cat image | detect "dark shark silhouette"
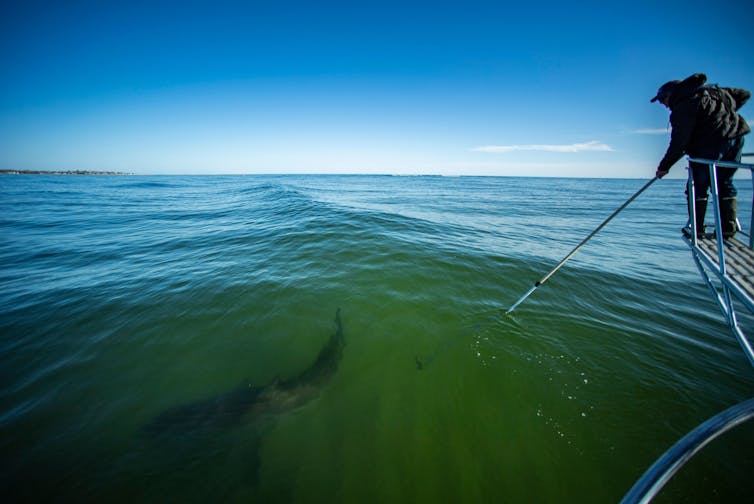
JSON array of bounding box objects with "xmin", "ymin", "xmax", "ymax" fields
[{"xmin": 143, "ymin": 309, "xmax": 344, "ymax": 438}]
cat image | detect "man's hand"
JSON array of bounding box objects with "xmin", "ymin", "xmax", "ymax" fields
[{"xmin": 656, "ymin": 169, "xmax": 669, "ymax": 179}]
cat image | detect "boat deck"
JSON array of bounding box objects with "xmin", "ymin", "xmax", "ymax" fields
[{"xmin": 696, "ymin": 235, "xmax": 754, "ymax": 303}]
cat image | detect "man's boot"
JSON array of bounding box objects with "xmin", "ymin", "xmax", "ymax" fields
[
  {"xmin": 720, "ymin": 196, "xmax": 738, "ymax": 239},
  {"xmin": 685, "ymin": 197, "xmax": 708, "ymax": 238},
  {"xmin": 694, "ymin": 198, "xmax": 708, "ymax": 237}
]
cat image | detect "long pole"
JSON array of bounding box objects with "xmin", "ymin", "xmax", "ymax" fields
[{"xmin": 505, "ymin": 177, "xmax": 658, "ymax": 315}]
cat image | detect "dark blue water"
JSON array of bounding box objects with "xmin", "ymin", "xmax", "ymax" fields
[{"xmin": 1, "ymin": 174, "xmax": 752, "ymax": 502}]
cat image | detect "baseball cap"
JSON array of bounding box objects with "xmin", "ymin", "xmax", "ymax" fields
[{"xmin": 650, "ymin": 80, "xmax": 681, "ymax": 103}]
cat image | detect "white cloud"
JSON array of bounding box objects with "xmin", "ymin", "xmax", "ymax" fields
[
  {"xmin": 472, "ymin": 140, "xmax": 614, "ymax": 153},
  {"xmin": 632, "ymin": 128, "xmax": 670, "ymax": 135},
  {"xmin": 412, "ymin": 160, "xmax": 648, "ymax": 178}
]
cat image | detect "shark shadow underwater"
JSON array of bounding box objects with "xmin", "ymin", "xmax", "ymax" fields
[{"xmin": 143, "ymin": 308, "xmax": 345, "ymax": 439}]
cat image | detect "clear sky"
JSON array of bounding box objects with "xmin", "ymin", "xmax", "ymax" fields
[{"xmin": 1, "ymin": 0, "xmax": 752, "ymax": 177}]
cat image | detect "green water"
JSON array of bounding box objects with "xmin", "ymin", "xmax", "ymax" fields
[{"xmin": 1, "ymin": 175, "xmax": 752, "ymax": 502}]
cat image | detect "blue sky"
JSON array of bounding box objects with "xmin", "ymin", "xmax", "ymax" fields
[{"xmin": 1, "ymin": 0, "xmax": 752, "ymax": 177}]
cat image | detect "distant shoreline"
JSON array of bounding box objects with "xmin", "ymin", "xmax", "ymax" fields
[{"xmin": 0, "ymin": 170, "xmax": 131, "ymax": 176}]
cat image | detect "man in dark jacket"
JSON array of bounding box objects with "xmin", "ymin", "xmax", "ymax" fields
[{"xmin": 652, "ymin": 73, "xmax": 750, "ymax": 238}]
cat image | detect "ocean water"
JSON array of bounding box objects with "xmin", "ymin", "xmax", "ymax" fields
[{"xmin": 1, "ymin": 174, "xmax": 752, "ymax": 502}]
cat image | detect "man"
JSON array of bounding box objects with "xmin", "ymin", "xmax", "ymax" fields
[{"xmin": 651, "ymin": 73, "xmax": 750, "ymax": 238}]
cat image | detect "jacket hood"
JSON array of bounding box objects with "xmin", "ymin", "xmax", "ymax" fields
[{"xmin": 669, "ymin": 73, "xmax": 708, "ymax": 106}]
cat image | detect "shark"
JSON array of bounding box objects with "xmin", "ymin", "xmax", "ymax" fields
[{"xmin": 143, "ymin": 308, "xmax": 345, "ymax": 438}]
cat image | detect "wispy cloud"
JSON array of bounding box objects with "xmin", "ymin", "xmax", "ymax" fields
[
  {"xmin": 472, "ymin": 140, "xmax": 614, "ymax": 153},
  {"xmin": 632, "ymin": 128, "xmax": 670, "ymax": 135}
]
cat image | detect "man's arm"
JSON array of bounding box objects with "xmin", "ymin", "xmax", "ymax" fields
[{"xmin": 657, "ymin": 106, "xmax": 696, "ymax": 176}]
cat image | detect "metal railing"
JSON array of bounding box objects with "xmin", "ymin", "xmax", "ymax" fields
[
  {"xmin": 684, "ymin": 152, "xmax": 754, "ymax": 366},
  {"xmin": 621, "ymin": 398, "xmax": 754, "ymax": 504},
  {"xmin": 686, "ymin": 154, "xmax": 754, "ymax": 248},
  {"xmin": 621, "ymin": 153, "xmax": 754, "ymax": 503}
]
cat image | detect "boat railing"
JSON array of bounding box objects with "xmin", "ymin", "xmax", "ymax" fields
[
  {"xmin": 683, "ymin": 152, "xmax": 754, "ymax": 367},
  {"xmin": 621, "ymin": 398, "xmax": 754, "ymax": 504},
  {"xmin": 686, "ymin": 153, "xmax": 754, "ymax": 249},
  {"xmin": 621, "ymin": 153, "xmax": 754, "ymax": 503}
]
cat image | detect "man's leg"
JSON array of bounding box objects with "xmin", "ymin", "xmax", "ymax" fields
[
  {"xmin": 718, "ymin": 137, "xmax": 744, "ymax": 238},
  {"xmin": 688, "ymin": 162, "xmax": 711, "ymax": 236}
]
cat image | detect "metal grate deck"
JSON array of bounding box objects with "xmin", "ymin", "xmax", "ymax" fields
[{"xmin": 696, "ymin": 235, "xmax": 754, "ymax": 303}]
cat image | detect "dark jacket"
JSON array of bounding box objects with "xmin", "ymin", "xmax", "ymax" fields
[{"xmin": 658, "ymin": 73, "xmax": 751, "ymax": 173}]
